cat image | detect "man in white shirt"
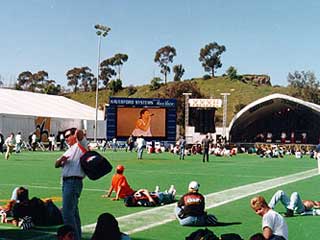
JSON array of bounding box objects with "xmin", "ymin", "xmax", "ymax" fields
[
  {"xmin": 55, "ymin": 128, "xmax": 87, "ymax": 240},
  {"xmin": 15, "ymin": 132, "xmax": 22, "ymax": 153},
  {"xmin": 136, "ymin": 135, "xmax": 146, "ymax": 159}
]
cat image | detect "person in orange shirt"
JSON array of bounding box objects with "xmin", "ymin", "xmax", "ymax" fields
[{"xmin": 102, "ymin": 165, "xmax": 135, "ymax": 201}]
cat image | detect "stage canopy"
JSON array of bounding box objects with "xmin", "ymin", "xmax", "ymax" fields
[{"xmin": 229, "ymin": 93, "xmax": 320, "ymax": 144}]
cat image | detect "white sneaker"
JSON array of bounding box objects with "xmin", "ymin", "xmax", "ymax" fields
[
  {"xmin": 154, "ymin": 185, "xmax": 160, "ymax": 193},
  {"xmin": 313, "ymin": 209, "xmax": 320, "ymax": 216},
  {"xmin": 168, "ymin": 185, "xmax": 175, "ymax": 194}
]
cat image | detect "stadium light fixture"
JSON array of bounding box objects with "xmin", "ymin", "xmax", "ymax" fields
[{"xmin": 94, "ymin": 24, "xmax": 111, "ymax": 143}]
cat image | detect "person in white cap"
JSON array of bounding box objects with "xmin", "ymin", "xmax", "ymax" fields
[{"xmin": 175, "ymin": 181, "xmax": 217, "ymax": 226}]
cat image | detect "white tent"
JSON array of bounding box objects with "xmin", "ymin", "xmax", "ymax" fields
[{"xmin": 0, "ymin": 88, "xmax": 105, "ymax": 139}]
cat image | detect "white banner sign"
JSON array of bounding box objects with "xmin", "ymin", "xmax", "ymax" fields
[{"xmin": 189, "ymin": 98, "xmax": 222, "ymax": 108}]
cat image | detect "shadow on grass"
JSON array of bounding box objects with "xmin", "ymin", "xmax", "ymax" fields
[
  {"xmin": 0, "ymin": 229, "xmax": 56, "ymax": 240},
  {"xmin": 185, "ymin": 221, "xmax": 242, "ymax": 227},
  {"xmin": 214, "ymin": 221, "xmax": 242, "ymax": 227}
]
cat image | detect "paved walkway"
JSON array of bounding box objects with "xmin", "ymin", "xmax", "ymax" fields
[{"xmin": 82, "ymin": 168, "xmax": 319, "ymax": 234}]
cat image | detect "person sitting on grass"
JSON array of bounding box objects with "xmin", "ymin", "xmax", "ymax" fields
[
  {"xmin": 250, "ymin": 195, "xmax": 288, "ymax": 240},
  {"xmin": 102, "ymin": 164, "xmax": 176, "ymax": 206},
  {"xmin": 268, "ymin": 190, "xmax": 320, "ymax": 217},
  {"xmin": 91, "ymin": 212, "xmax": 131, "ymax": 240},
  {"xmin": 175, "ymin": 181, "xmax": 218, "ymax": 226},
  {"xmin": 102, "ymin": 165, "xmax": 135, "ymax": 201}
]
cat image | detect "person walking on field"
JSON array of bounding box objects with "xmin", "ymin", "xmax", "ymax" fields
[
  {"xmin": 0, "ymin": 131, "xmax": 4, "ymax": 154},
  {"xmin": 55, "ymin": 128, "xmax": 87, "ymax": 240},
  {"xmin": 202, "ymin": 134, "xmax": 211, "ymax": 162},
  {"xmin": 15, "ymin": 132, "xmax": 22, "ymax": 153},
  {"xmin": 4, "ymin": 133, "xmax": 15, "ymax": 160},
  {"xmin": 136, "ymin": 135, "xmax": 146, "ymax": 160},
  {"xmin": 178, "ymin": 136, "xmax": 186, "ymax": 160}
]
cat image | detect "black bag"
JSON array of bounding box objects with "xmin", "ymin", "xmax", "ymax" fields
[
  {"xmin": 186, "ymin": 228, "xmax": 219, "ymax": 240},
  {"xmin": 80, "ymin": 151, "xmax": 113, "ymax": 180},
  {"xmin": 220, "ymin": 233, "xmax": 243, "ymax": 240},
  {"xmin": 43, "ymin": 200, "xmax": 63, "ymax": 226}
]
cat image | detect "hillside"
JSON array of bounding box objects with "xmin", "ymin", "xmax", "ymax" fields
[{"xmin": 66, "ymin": 76, "xmax": 293, "ymax": 126}]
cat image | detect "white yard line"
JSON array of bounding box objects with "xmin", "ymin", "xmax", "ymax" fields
[{"xmin": 82, "ymin": 168, "xmax": 318, "ymax": 235}]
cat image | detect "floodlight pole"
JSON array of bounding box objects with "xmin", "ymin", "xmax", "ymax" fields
[
  {"xmin": 183, "ymin": 93, "xmax": 192, "ymax": 139},
  {"xmin": 94, "ymin": 24, "xmax": 110, "ymax": 143},
  {"xmin": 220, "ymin": 93, "xmax": 230, "ymax": 140}
]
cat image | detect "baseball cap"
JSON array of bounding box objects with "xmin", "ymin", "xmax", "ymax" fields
[
  {"xmin": 116, "ymin": 165, "xmax": 125, "ymax": 172},
  {"xmin": 188, "ymin": 181, "xmax": 200, "ymax": 191},
  {"xmin": 64, "ymin": 128, "xmax": 76, "ymax": 138}
]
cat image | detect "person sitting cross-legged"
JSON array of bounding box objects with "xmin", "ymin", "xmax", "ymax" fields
[{"xmin": 175, "ymin": 181, "xmax": 218, "ymax": 226}]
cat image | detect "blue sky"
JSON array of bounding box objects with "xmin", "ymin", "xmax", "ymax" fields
[{"xmin": 1, "ymin": 0, "xmax": 320, "ymax": 89}]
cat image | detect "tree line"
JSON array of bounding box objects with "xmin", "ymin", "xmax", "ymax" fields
[{"xmin": 14, "ymin": 41, "xmax": 227, "ymax": 94}]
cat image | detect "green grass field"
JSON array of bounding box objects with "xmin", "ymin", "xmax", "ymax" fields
[{"xmin": 0, "ymin": 150, "xmax": 319, "ymax": 240}]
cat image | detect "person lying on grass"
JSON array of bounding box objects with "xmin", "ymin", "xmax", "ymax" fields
[
  {"xmin": 102, "ymin": 165, "xmax": 175, "ymax": 206},
  {"xmin": 268, "ymin": 190, "xmax": 320, "ymax": 217},
  {"xmin": 0, "ymin": 186, "xmax": 63, "ymax": 229},
  {"xmin": 124, "ymin": 185, "xmax": 176, "ymax": 207}
]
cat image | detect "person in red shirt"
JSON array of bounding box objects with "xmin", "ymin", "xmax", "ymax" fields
[{"xmin": 102, "ymin": 165, "xmax": 135, "ymax": 201}]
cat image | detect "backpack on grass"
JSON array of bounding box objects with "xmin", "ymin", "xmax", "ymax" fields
[{"xmin": 185, "ymin": 228, "xmax": 219, "ymax": 240}]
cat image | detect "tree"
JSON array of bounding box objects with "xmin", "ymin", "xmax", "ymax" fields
[
  {"xmin": 173, "ymin": 64, "xmax": 185, "ymax": 82},
  {"xmin": 149, "ymin": 77, "xmax": 162, "ymax": 90},
  {"xmin": 79, "ymin": 67, "xmax": 94, "ymax": 92},
  {"xmin": 66, "ymin": 67, "xmax": 82, "ymax": 93},
  {"xmin": 127, "ymin": 85, "xmax": 137, "ymax": 96},
  {"xmin": 199, "ymin": 42, "xmax": 226, "ymax": 77},
  {"xmin": 44, "ymin": 81, "xmax": 62, "ymax": 95},
  {"xmin": 226, "ymin": 66, "xmax": 239, "ymax": 80},
  {"xmin": 157, "ymin": 81, "xmax": 204, "ymax": 128},
  {"xmin": 16, "ymin": 70, "xmax": 50, "ymax": 92},
  {"xmin": 112, "ymin": 53, "xmax": 128, "ymax": 81},
  {"xmin": 287, "ymin": 70, "xmax": 320, "ymax": 104},
  {"xmin": 108, "ymin": 79, "xmax": 122, "ymax": 95},
  {"xmin": 154, "ymin": 45, "xmax": 176, "ymax": 84},
  {"xmin": 66, "ymin": 67, "xmax": 94, "ymax": 93},
  {"xmin": 0, "ymin": 74, "xmax": 3, "ymax": 87},
  {"xmin": 100, "ymin": 58, "xmax": 116, "ymax": 88}
]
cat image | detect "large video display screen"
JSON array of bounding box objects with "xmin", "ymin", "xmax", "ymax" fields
[
  {"xmin": 106, "ymin": 97, "xmax": 176, "ymax": 141},
  {"xmin": 117, "ymin": 107, "xmax": 166, "ymax": 137}
]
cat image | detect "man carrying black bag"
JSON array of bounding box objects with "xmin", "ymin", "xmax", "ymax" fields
[{"xmin": 55, "ymin": 128, "xmax": 87, "ymax": 240}]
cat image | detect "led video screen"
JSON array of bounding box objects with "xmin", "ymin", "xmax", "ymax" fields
[{"xmin": 116, "ymin": 107, "xmax": 166, "ymax": 137}]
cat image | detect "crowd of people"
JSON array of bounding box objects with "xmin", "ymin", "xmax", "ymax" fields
[
  {"xmin": 1, "ymin": 128, "xmax": 320, "ymax": 240},
  {"xmin": 0, "ymin": 130, "xmax": 69, "ymax": 158}
]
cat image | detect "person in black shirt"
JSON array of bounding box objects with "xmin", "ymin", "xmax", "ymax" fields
[
  {"xmin": 202, "ymin": 135, "xmax": 211, "ymax": 162},
  {"xmin": 175, "ymin": 181, "xmax": 217, "ymax": 226}
]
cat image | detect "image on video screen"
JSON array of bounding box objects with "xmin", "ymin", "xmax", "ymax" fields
[{"xmin": 116, "ymin": 107, "xmax": 166, "ymax": 137}]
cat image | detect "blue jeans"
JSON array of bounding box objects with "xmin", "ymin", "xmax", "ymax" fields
[
  {"xmin": 62, "ymin": 178, "xmax": 83, "ymax": 240},
  {"xmin": 137, "ymin": 147, "xmax": 144, "ymax": 159},
  {"xmin": 268, "ymin": 190, "xmax": 305, "ymax": 213},
  {"xmin": 179, "ymin": 147, "xmax": 185, "ymax": 160},
  {"xmin": 175, "ymin": 206, "xmax": 206, "ymax": 226}
]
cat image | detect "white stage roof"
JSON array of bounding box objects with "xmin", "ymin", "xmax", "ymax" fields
[{"xmin": 0, "ymin": 88, "xmax": 104, "ymax": 120}]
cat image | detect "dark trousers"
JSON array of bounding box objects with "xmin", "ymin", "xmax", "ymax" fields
[{"xmin": 203, "ymin": 148, "xmax": 209, "ymax": 162}]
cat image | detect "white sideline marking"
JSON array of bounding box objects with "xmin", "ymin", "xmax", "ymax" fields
[{"xmin": 82, "ymin": 168, "xmax": 318, "ymax": 235}]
